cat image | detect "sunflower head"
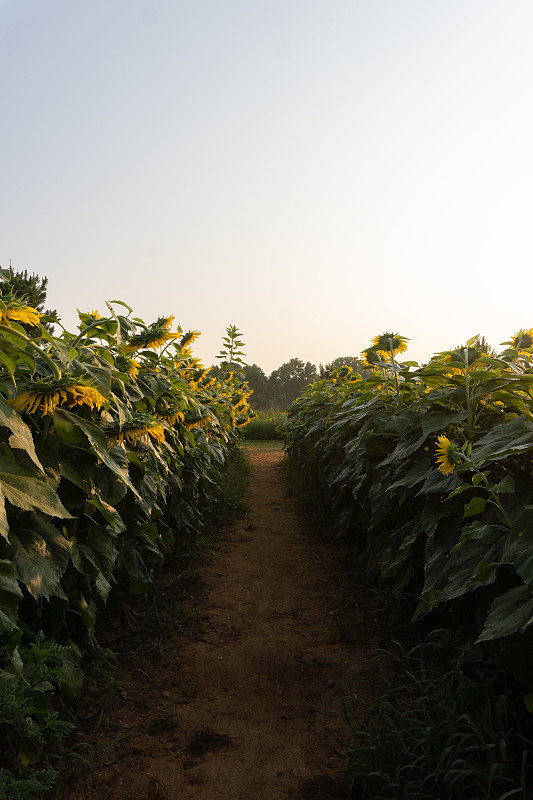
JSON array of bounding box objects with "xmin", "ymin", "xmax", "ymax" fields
[
  {"xmin": 105, "ymin": 412, "xmax": 165, "ymax": 447},
  {"xmin": 10, "ymin": 375, "xmax": 106, "ymax": 416},
  {"xmin": 0, "ymin": 293, "xmax": 42, "ymax": 327},
  {"xmin": 122, "ymin": 315, "xmax": 178, "ymax": 353},
  {"xmin": 114, "ymin": 354, "xmax": 140, "ymax": 378},
  {"xmin": 156, "ymin": 404, "xmax": 184, "ymax": 425},
  {"xmin": 370, "ymin": 332, "xmax": 409, "ymax": 360},
  {"xmin": 361, "ymin": 346, "xmax": 383, "ymax": 367},
  {"xmin": 435, "ymin": 435, "xmax": 463, "ymax": 475},
  {"xmin": 509, "ymin": 328, "xmax": 533, "ymax": 354}
]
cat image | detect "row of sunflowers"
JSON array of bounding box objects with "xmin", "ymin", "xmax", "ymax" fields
[
  {"xmin": 0, "ymin": 272, "xmax": 252, "ymax": 661},
  {"xmin": 284, "ymin": 330, "xmax": 533, "ymax": 689}
]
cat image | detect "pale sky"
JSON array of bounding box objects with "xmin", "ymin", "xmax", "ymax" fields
[{"xmin": 2, "ymin": 1, "xmax": 532, "ymax": 373}]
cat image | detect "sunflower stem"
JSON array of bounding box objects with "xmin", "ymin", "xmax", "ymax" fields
[
  {"xmin": 389, "ymin": 338, "xmax": 402, "ymax": 411},
  {"xmin": 0, "ymin": 324, "xmax": 61, "ymax": 379},
  {"xmin": 71, "ymin": 317, "xmax": 115, "ymax": 347}
]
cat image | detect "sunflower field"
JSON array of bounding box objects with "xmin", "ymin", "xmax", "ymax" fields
[
  {"xmin": 0, "ymin": 271, "xmax": 252, "ymax": 746},
  {"xmin": 284, "ymin": 330, "xmax": 533, "ymax": 689}
]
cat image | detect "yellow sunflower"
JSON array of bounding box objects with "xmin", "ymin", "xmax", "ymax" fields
[
  {"xmin": 105, "ymin": 413, "xmax": 165, "ymax": 446},
  {"xmin": 435, "ymin": 435, "xmax": 463, "ymax": 475},
  {"xmin": 180, "ymin": 330, "xmax": 201, "ymax": 349},
  {"xmin": 0, "ymin": 295, "xmax": 42, "ymax": 327},
  {"xmin": 371, "ymin": 332, "xmax": 409, "ymax": 360},
  {"xmin": 114, "ymin": 354, "xmax": 140, "ymax": 378},
  {"xmin": 156, "ymin": 405, "xmax": 184, "ymax": 425},
  {"xmin": 122, "ymin": 315, "xmax": 178, "ymax": 352},
  {"xmin": 509, "ymin": 328, "xmax": 533, "ymax": 353},
  {"xmin": 10, "ymin": 377, "xmax": 106, "ymax": 416}
]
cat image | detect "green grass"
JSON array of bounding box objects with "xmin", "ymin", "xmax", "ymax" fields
[
  {"xmin": 336, "ymin": 634, "xmax": 533, "ymax": 800},
  {"xmin": 243, "ymin": 410, "xmax": 286, "ymax": 440}
]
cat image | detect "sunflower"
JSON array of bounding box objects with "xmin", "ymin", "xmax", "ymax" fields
[
  {"xmin": 122, "ymin": 315, "xmax": 178, "ymax": 352},
  {"xmin": 371, "ymin": 332, "xmax": 409, "ymax": 360},
  {"xmin": 435, "ymin": 435, "xmax": 463, "ymax": 475},
  {"xmin": 361, "ymin": 346, "xmax": 383, "ymax": 367},
  {"xmin": 114, "ymin": 354, "xmax": 140, "ymax": 378},
  {"xmin": 509, "ymin": 328, "xmax": 533, "ymax": 353},
  {"xmin": 0, "ymin": 294, "xmax": 41, "ymax": 327},
  {"xmin": 10, "ymin": 376, "xmax": 106, "ymax": 416},
  {"xmin": 156, "ymin": 405, "xmax": 184, "ymax": 425},
  {"xmin": 105, "ymin": 413, "xmax": 165, "ymax": 446},
  {"xmin": 179, "ymin": 330, "xmax": 201, "ymax": 349}
]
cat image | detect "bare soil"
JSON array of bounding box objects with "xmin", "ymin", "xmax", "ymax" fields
[{"xmin": 65, "ymin": 447, "xmax": 381, "ymax": 800}]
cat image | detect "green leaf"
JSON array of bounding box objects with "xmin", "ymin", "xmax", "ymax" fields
[
  {"xmin": 464, "ymin": 496, "xmax": 487, "ymax": 518},
  {"xmin": 477, "ymin": 585, "xmax": 533, "ymax": 642},
  {"xmin": 0, "ymin": 559, "xmax": 22, "ymax": 631},
  {"xmin": 8, "ymin": 514, "xmax": 73, "ymax": 600},
  {"xmin": 471, "ymin": 416, "xmax": 533, "ymax": 464},
  {"xmin": 421, "ymin": 410, "xmax": 468, "ymax": 436},
  {"xmin": 0, "ymin": 447, "xmax": 73, "ymax": 520},
  {"xmin": 53, "ymin": 408, "xmax": 139, "ymax": 498},
  {"xmin": 387, "ymin": 458, "xmax": 432, "ymax": 491},
  {"xmin": 467, "ymin": 560, "xmax": 495, "ymax": 586},
  {"xmin": 71, "ymin": 525, "xmax": 118, "ymax": 601},
  {"xmin": 489, "ymin": 475, "xmax": 515, "ymax": 495},
  {"xmin": 509, "ymin": 523, "xmax": 533, "ymax": 589},
  {"xmin": 0, "ymin": 394, "xmax": 44, "ymax": 472}
]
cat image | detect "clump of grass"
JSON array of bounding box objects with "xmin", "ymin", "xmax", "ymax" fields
[
  {"xmin": 244, "ymin": 410, "xmax": 286, "ymax": 440},
  {"xmin": 336, "ymin": 632, "xmax": 533, "ymax": 800}
]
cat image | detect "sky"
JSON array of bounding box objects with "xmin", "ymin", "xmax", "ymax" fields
[{"xmin": 2, "ymin": 0, "xmax": 533, "ymax": 374}]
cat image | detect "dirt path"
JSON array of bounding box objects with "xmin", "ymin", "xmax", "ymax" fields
[{"xmin": 66, "ymin": 447, "xmax": 377, "ymax": 800}]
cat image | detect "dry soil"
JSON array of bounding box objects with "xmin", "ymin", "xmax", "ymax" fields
[{"xmin": 65, "ymin": 447, "xmax": 380, "ymax": 800}]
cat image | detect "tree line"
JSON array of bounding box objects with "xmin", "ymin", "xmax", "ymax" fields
[{"xmin": 212, "ymin": 356, "xmax": 365, "ymax": 411}]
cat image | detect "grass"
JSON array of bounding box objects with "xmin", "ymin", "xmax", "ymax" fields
[
  {"xmin": 243, "ymin": 409, "xmax": 286, "ymax": 440},
  {"xmin": 335, "ymin": 634, "xmax": 533, "ymax": 800}
]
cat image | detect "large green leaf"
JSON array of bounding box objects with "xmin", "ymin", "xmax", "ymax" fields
[
  {"xmin": 53, "ymin": 408, "xmax": 139, "ymax": 498},
  {"xmin": 0, "ymin": 446, "xmax": 72, "ymax": 525},
  {"xmin": 119, "ymin": 533, "xmax": 162, "ymax": 589},
  {"xmin": 8, "ymin": 514, "xmax": 73, "ymax": 600},
  {"xmin": 0, "ymin": 394, "xmax": 43, "ymax": 472},
  {"xmin": 0, "ymin": 559, "xmax": 22, "ymax": 632},
  {"xmin": 71, "ymin": 525, "xmax": 118, "ymax": 601},
  {"xmin": 477, "ymin": 585, "xmax": 533, "ymax": 642},
  {"xmin": 471, "ymin": 415, "xmax": 533, "ymax": 464}
]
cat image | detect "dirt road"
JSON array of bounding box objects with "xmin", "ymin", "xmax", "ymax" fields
[{"xmin": 66, "ymin": 447, "xmax": 376, "ymax": 800}]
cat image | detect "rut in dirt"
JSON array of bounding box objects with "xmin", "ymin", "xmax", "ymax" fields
[{"xmin": 66, "ymin": 447, "xmax": 378, "ymax": 800}]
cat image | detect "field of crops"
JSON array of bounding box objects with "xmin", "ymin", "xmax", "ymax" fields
[
  {"xmin": 0, "ymin": 273, "xmax": 252, "ymax": 790},
  {"xmin": 285, "ymin": 331, "xmax": 533, "ymax": 690}
]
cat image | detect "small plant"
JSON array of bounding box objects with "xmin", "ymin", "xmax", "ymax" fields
[{"xmin": 0, "ymin": 633, "xmax": 80, "ymax": 798}]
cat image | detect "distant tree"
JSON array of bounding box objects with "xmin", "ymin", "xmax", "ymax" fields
[
  {"xmin": 242, "ymin": 364, "xmax": 271, "ymax": 410},
  {"xmin": 268, "ymin": 358, "xmax": 318, "ymax": 408},
  {"xmin": 319, "ymin": 355, "xmax": 365, "ymax": 378},
  {"xmin": 1, "ymin": 266, "xmax": 58, "ymax": 335}
]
